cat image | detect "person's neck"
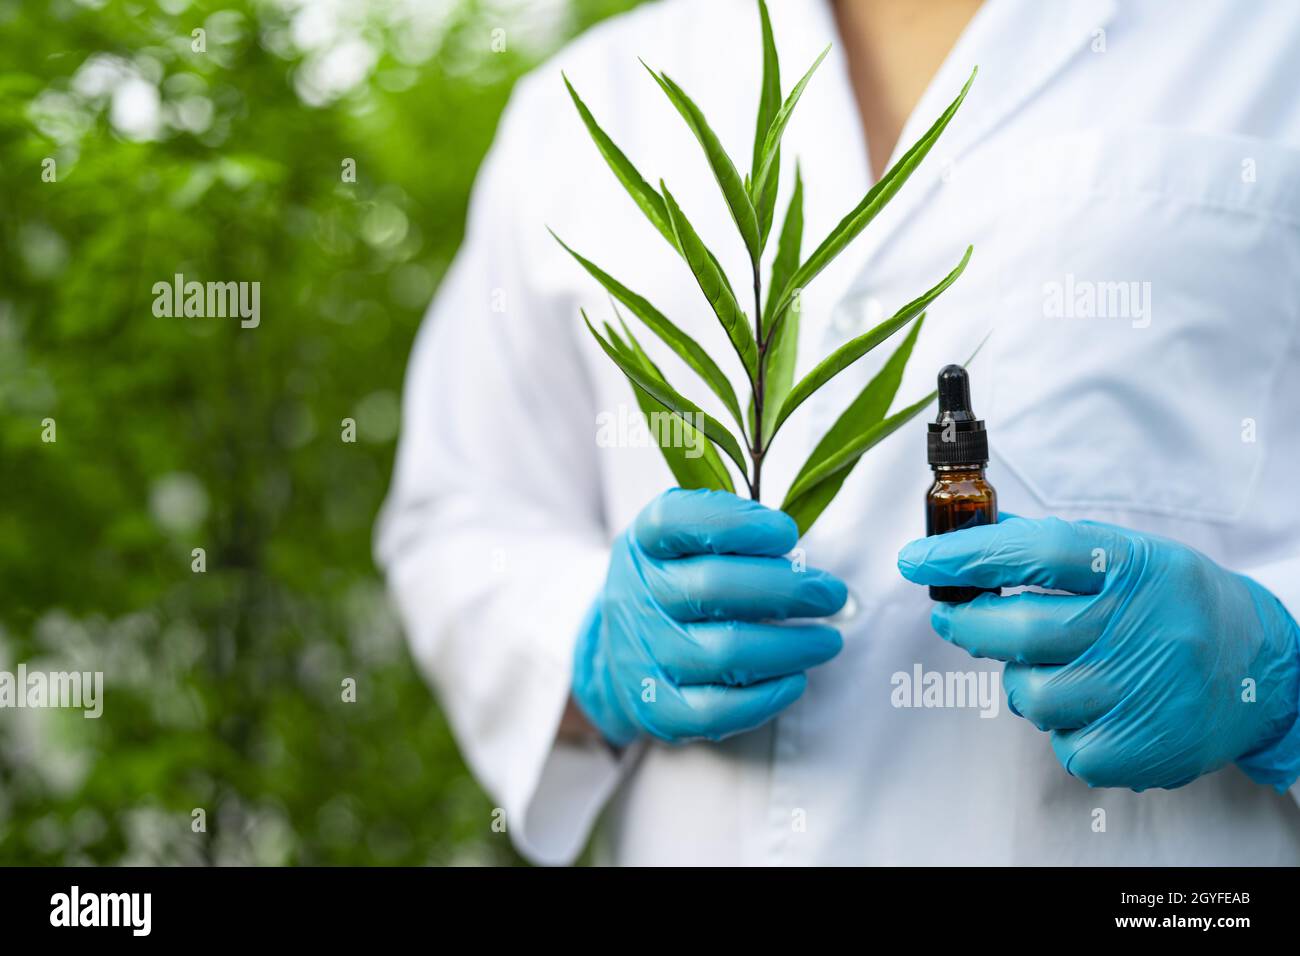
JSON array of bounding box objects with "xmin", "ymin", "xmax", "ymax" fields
[{"xmin": 831, "ymin": 0, "xmax": 983, "ymax": 181}]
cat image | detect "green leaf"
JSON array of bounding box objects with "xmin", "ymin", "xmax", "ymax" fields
[
  {"xmin": 760, "ymin": 164, "xmax": 804, "ymax": 439},
  {"xmin": 781, "ymin": 315, "xmax": 925, "ymax": 534},
  {"xmin": 582, "ymin": 311, "xmax": 750, "ymax": 478},
  {"xmin": 561, "ymin": 72, "xmax": 677, "ymax": 251},
  {"xmin": 751, "ymin": 0, "xmax": 782, "ymax": 243},
  {"xmin": 750, "ymin": 0, "xmax": 781, "ymax": 179},
  {"xmin": 563, "ymin": 72, "xmax": 740, "ymax": 299},
  {"xmin": 659, "ymin": 183, "xmax": 760, "ymax": 382},
  {"xmin": 750, "ymin": 45, "xmax": 829, "ymax": 217},
  {"xmin": 783, "ymin": 391, "xmax": 936, "ymax": 518},
  {"xmin": 769, "ymin": 66, "xmax": 977, "ymax": 337},
  {"xmin": 642, "ymin": 60, "xmax": 762, "ymax": 264},
  {"xmin": 782, "ymin": 329, "xmax": 992, "ymax": 535},
  {"xmin": 560, "ymin": 76, "xmax": 740, "ymax": 298},
  {"xmin": 755, "ymin": 152, "xmax": 781, "ymax": 247},
  {"xmin": 549, "ymin": 229, "xmax": 746, "ymax": 430},
  {"xmin": 608, "ymin": 315, "xmax": 736, "ymax": 493},
  {"xmin": 770, "ymin": 245, "xmax": 971, "ymax": 439}
]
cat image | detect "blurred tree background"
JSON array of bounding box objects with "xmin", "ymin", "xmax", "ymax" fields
[{"xmin": 0, "ymin": 0, "xmax": 640, "ymax": 865}]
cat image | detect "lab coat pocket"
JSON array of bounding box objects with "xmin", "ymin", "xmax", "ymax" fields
[{"xmin": 985, "ymin": 127, "xmax": 1300, "ymax": 522}]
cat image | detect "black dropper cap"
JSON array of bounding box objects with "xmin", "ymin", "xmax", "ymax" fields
[{"xmin": 927, "ymin": 364, "xmax": 988, "ymax": 466}]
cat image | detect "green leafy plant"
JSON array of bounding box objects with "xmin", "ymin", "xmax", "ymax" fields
[{"xmin": 553, "ymin": 0, "xmax": 975, "ymax": 534}]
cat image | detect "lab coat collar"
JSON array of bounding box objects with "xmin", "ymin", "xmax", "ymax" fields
[
  {"xmin": 898, "ymin": 0, "xmax": 1118, "ymax": 168},
  {"xmin": 773, "ymin": 0, "xmax": 1117, "ymax": 298}
]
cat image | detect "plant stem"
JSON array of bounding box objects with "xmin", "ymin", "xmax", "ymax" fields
[{"xmin": 751, "ymin": 260, "xmax": 765, "ymax": 502}]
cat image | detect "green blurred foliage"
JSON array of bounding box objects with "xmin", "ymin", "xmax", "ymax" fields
[{"xmin": 0, "ymin": 0, "xmax": 640, "ymax": 864}]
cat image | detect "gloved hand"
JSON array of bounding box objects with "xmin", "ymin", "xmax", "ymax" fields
[
  {"xmin": 573, "ymin": 488, "xmax": 847, "ymax": 747},
  {"xmin": 898, "ymin": 516, "xmax": 1300, "ymax": 791}
]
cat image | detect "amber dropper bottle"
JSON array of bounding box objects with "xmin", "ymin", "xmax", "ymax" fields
[{"xmin": 925, "ymin": 364, "xmax": 999, "ymax": 604}]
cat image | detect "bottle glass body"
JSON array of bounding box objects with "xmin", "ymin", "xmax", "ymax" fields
[{"xmin": 925, "ymin": 465, "xmax": 998, "ymax": 603}]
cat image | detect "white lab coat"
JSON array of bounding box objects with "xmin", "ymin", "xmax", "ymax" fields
[{"xmin": 376, "ymin": 0, "xmax": 1300, "ymax": 864}]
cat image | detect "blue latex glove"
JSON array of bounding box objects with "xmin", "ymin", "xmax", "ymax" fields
[
  {"xmin": 898, "ymin": 516, "xmax": 1300, "ymax": 792},
  {"xmin": 573, "ymin": 489, "xmax": 847, "ymax": 747}
]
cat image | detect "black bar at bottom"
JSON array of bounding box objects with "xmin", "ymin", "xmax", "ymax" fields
[{"xmin": 0, "ymin": 866, "xmax": 1285, "ymax": 941}]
